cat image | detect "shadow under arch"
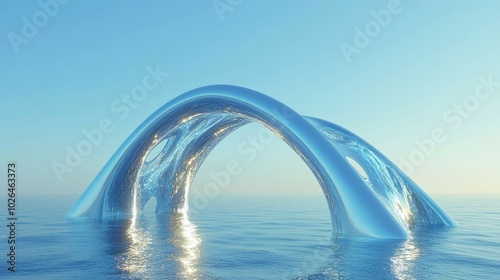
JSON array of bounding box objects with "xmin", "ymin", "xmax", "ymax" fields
[{"xmin": 67, "ymin": 85, "xmax": 455, "ymax": 238}]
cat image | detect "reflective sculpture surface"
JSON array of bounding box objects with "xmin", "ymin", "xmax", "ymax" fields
[{"xmin": 68, "ymin": 85, "xmax": 455, "ymax": 238}]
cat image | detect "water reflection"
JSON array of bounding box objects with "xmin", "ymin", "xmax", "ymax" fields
[
  {"xmin": 304, "ymin": 235, "xmax": 423, "ymax": 279},
  {"xmin": 117, "ymin": 220, "xmax": 153, "ymax": 276},
  {"xmin": 171, "ymin": 210, "xmax": 202, "ymax": 279},
  {"xmin": 100, "ymin": 211, "xmax": 202, "ymax": 279},
  {"xmin": 390, "ymin": 237, "xmax": 420, "ymax": 280},
  {"xmin": 98, "ymin": 209, "xmax": 429, "ymax": 279}
]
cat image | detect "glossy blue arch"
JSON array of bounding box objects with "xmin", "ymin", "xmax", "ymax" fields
[{"xmin": 67, "ymin": 85, "xmax": 455, "ymax": 238}]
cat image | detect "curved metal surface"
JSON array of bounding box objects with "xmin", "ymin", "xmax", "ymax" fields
[{"xmin": 67, "ymin": 85, "xmax": 455, "ymax": 238}]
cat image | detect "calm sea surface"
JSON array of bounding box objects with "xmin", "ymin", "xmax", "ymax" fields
[{"xmin": 1, "ymin": 194, "xmax": 499, "ymax": 279}]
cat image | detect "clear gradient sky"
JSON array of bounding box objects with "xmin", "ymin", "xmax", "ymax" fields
[{"xmin": 1, "ymin": 1, "xmax": 499, "ymax": 196}]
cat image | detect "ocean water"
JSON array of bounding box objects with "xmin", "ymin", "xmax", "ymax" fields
[{"xmin": 1, "ymin": 194, "xmax": 499, "ymax": 279}]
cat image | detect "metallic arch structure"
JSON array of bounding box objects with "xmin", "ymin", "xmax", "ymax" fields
[{"xmin": 67, "ymin": 85, "xmax": 455, "ymax": 238}]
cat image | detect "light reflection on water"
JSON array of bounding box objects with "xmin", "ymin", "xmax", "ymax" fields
[
  {"xmin": 114, "ymin": 211, "xmax": 202, "ymax": 279},
  {"xmin": 118, "ymin": 220, "xmax": 152, "ymax": 276},
  {"xmin": 43, "ymin": 195, "xmax": 495, "ymax": 280},
  {"xmin": 173, "ymin": 211, "xmax": 202, "ymax": 279},
  {"xmin": 390, "ymin": 237, "xmax": 420, "ymax": 280},
  {"xmin": 114, "ymin": 197, "xmax": 425, "ymax": 280},
  {"xmin": 313, "ymin": 235, "xmax": 422, "ymax": 280}
]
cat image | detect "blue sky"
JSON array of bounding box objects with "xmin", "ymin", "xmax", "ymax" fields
[{"xmin": 1, "ymin": 0, "xmax": 499, "ymax": 195}]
